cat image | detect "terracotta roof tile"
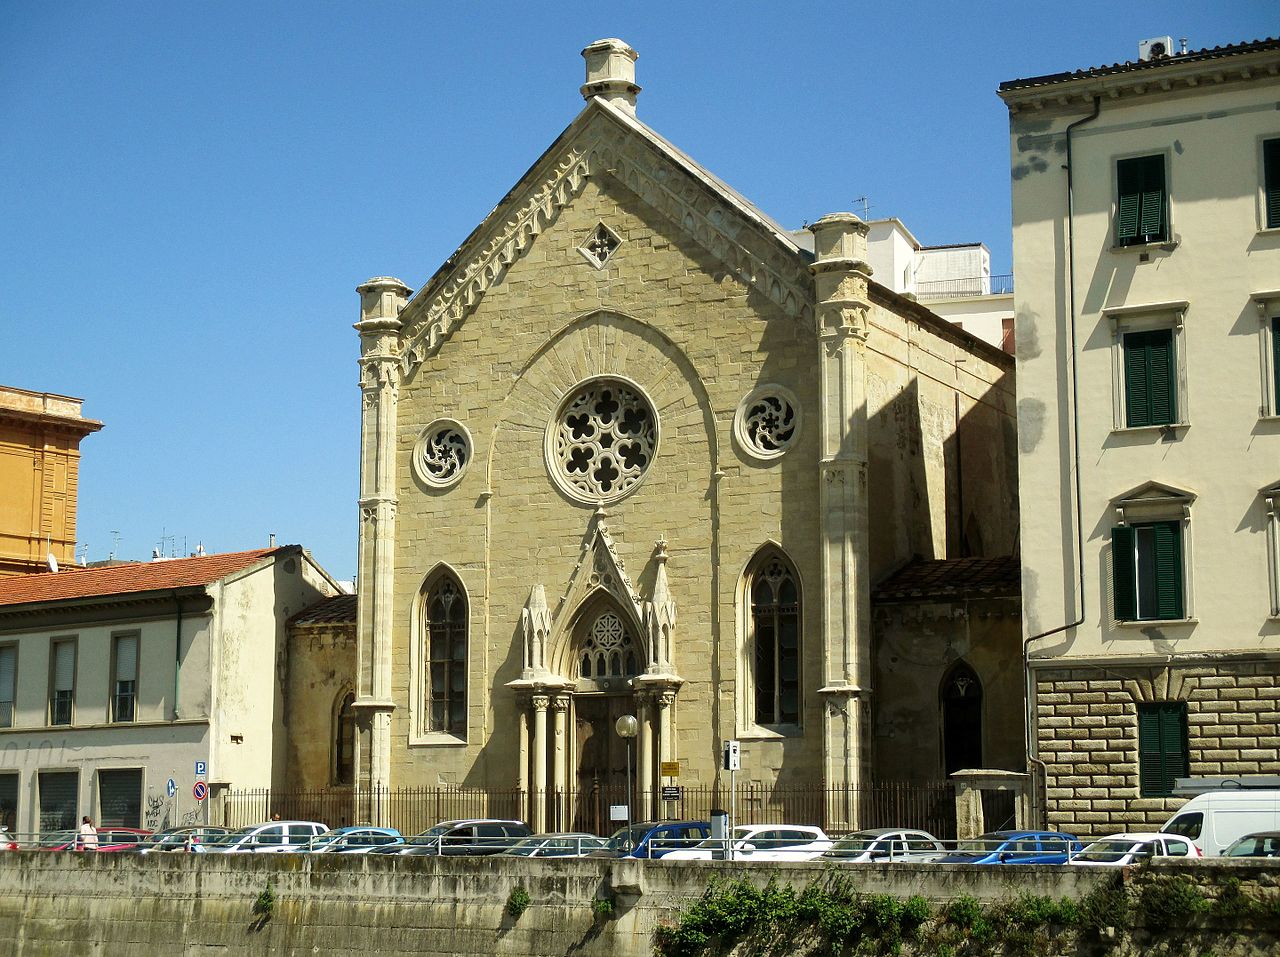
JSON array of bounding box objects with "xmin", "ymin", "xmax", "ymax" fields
[
  {"xmin": 0, "ymin": 548, "xmax": 284, "ymax": 607},
  {"xmin": 290, "ymin": 594, "xmax": 357, "ymax": 626},
  {"xmin": 873, "ymin": 556, "xmax": 1020, "ymax": 602}
]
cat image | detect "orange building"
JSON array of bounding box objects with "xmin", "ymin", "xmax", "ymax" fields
[{"xmin": 0, "ymin": 385, "xmax": 102, "ymax": 577}]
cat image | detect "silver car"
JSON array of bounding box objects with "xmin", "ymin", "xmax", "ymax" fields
[
  {"xmin": 194, "ymin": 820, "xmax": 327, "ymax": 853},
  {"xmin": 821, "ymin": 828, "xmax": 946, "ymax": 863}
]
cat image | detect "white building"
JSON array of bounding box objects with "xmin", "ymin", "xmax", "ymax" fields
[
  {"xmin": 0, "ymin": 546, "xmax": 339, "ymax": 833},
  {"xmin": 1002, "ymin": 36, "xmax": 1280, "ymax": 835},
  {"xmin": 794, "ymin": 219, "xmax": 1014, "ymax": 352}
]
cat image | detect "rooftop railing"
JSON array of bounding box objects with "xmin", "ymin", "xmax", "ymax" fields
[{"xmin": 914, "ymin": 274, "xmax": 1013, "ymax": 301}]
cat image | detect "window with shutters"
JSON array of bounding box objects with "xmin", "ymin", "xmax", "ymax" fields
[
  {"xmin": 0, "ymin": 645, "xmax": 15, "ymax": 728},
  {"xmin": 1123, "ymin": 329, "xmax": 1177, "ymax": 427},
  {"xmin": 1110, "ymin": 482, "xmax": 1195, "ymax": 625},
  {"xmin": 49, "ymin": 638, "xmax": 76, "ymax": 726},
  {"xmin": 1115, "ymin": 154, "xmax": 1169, "ymax": 246},
  {"xmin": 111, "ymin": 634, "xmax": 137, "ymax": 723},
  {"xmin": 746, "ymin": 549, "xmax": 802, "ymax": 729},
  {"xmin": 416, "ymin": 570, "xmax": 468, "ymax": 739},
  {"xmin": 1105, "ymin": 301, "xmax": 1188, "ymax": 432},
  {"xmin": 1255, "ymin": 293, "xmax": 1280, "ymax": 418},
  {"xmin": 1137, "ymin": 702, "xmax": 1188, "ymax": 797},
  {"xmin": 1263, "ymin": 138, "xmax": 1280, "ymax": 231},
  {"xmin": 1264, "ymin": 482, "xmax": 1280, "ymax": 619}
]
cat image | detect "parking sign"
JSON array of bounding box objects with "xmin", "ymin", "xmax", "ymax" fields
[{"xmin": 195, "ymin": 760, "xmax": 207, "ymax": 777}]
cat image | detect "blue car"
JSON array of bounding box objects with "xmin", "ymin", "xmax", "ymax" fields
[
  {"xmin": 936, "ymin": 830, "xmax": 1083, "ymax": 864},
  {"xmin": 590, "ymin": 820, "xmax": 711, "ymax": 859}
]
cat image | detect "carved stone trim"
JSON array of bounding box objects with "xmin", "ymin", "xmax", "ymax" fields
[
  {"xmin": 578, "ymin": 221, "xmax": 623, "ymax": 269},
  {"xmin": 412, "ymin": 419, "xmax": 472, "ymax": 489},
  {"xmin": 734, "ymin": 385, "xmax": 801, "ymax": 461}
]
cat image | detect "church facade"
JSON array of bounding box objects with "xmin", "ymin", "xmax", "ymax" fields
[{"xmin": 347, "ymin": 40, "xmax": 1018, "ymax": 832}]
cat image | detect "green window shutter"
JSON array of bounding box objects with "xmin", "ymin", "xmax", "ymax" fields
[
  {"xmin": 1117, "ymin": 155, "xmax": 1167, "ymax": 244},
  {"xmin": 1272, "ymin": 316, "xmax": 1280, "ymax": 411},
  {"xmin": 1124, "ymin": 332, "xmax": 1152, "ymax": 427},
  {"xmin": 1265, "ymin": 139, "xmax": 1280, "ymax": 231},
  {"xmin": 1147, "ymin": 329, "xmax": 1176, "ymax": 424},
  {"xmin": 1112, "ymin": 525, "xmax": 1137, "ymax": 620},
  {"xmin": 1138, "ymin": 706, "xmax": 1165, "ymax": 795},
  {"xmin": 1152, "ymin": 520, "xmax": 1184, "ymax": 620},
  {"xmin": 1117, "ymin": 158, "xmax": 1142, "ymax": 242},
  {"xmin": 1159, "ymin": 705, "xmax": 1189, "ymax": 794}
]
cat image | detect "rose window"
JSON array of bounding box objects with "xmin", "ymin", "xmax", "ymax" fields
[
  {"xmin": 734, "ymin": 386, "xmax": 801, "ymax": 461},
  {"xmin": 413, "ymin": 419, "xmax": 471, "ymax": 488},
  {"xmin": 579, "ymin": 611, "xmax": 640, "ymax": 679},
  {"xmin": 547, "ymin": 379, "xmax": 657, "ymax": 503}
]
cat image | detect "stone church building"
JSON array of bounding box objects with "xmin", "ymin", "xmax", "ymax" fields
[{"xmin": 299, "ymin": 40, "xmax": 1020, "ymax": 833}]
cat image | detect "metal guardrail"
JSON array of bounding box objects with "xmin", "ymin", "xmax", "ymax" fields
[{"xmin": 915, "ymin": 274, "xmax": 1013, "ymax": 301}]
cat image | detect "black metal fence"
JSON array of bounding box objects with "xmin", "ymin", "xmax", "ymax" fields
[{"xmin": 220, "ymin": 781, "xmax": 955, "ymax": 839}]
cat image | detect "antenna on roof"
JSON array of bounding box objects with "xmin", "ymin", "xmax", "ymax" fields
[
  {"xmin": 110, "ymin": 530, "xmax": 120, "ymax": 562},
  {"xmin": 852, "ymin": 196, "xmax": 872, "ymax": 220},
  {"xmin": 46, "ymin": 535, "xmax": 58, "ymax": 573}
]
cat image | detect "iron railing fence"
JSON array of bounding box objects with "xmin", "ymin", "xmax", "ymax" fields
[
  {"xmin": 219, "ymin": 781, "xmax": 955, "ymax": 840},
  {"xmin": 914, "ymin": 274, "xmax": 1013, "ymax": 301}
]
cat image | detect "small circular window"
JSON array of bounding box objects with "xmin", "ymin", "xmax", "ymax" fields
[
  {"xmin": 413, "ymin": 419, "xmax": 471, "ymax": 488},
  {"xmin": 545, "ymin": 378, "xmax": 658, "ymax": 504},
  {"xmin": 734, "ymin": 385, "xmax": 800, "ymax": 461}
]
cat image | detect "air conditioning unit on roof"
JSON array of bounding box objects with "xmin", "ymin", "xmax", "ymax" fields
[{"xmin": 1138, "ymin": 36, "xmax": 1174, "ymax": 61}]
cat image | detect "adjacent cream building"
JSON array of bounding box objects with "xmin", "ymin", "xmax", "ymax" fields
[
  {"xmin": 348, "ymin": 39, "xmax": 1018, "ymax": 833},
  {"xmin": 0, "ymin": 546, "xmax": 338, "ymax": 833},
  {"xmin": 1002, "ymin": 37, "xmax": 1280, "ymax": 835}
]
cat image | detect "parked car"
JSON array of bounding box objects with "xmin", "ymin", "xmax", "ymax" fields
[
  {"xmin": 137, "ymin": 826, "xmax": 230, "ymax": 853},
  {"xmin": 500, "ymin": 833, "xmax": 609, "ymax": 858},
  {"xmin": 194, "ymin": 821, "xmax": 327, "ymax": 853},
  {"xmin": 93, "ymin": 828, "xmax": 154, "ymax": 852},
  {"xmin": 307, "ymin": 826, "xmax": 403, "ymax": 854},
  {"xmin": 1224, "ymin": 831, "xmax": 1280, "ymax": 858},
  {"xmin": 935, "ymin": 830, "xmax": 1082, "ymax": 865},
  {"xmin": 662, "ymin": 824, "xmax": 831, "ymax": 862},
  {"xmin": 0, "ymin": 827, "xmax": 17, "ymax": 851},
  {"xmin": 1161, "ymin": 790, "xmax": 1280, "ymax": 857},
  {"xmin": 368, "ymin": 819, "xmax": 531, "ymax": 857},
  {"xmin": 821, "ymin": 828, "xmax": 947, "ymax": 863},
  {"xmin": 590, "ymin": 820, "xmax": 711, "ymax": 860},
  {"xmin": 30, "ymin": 830, "xmax": 78, "ymax": 851},
  {"xmin": 1070, "ymin": 832, "xmax": 1200, "ymax": 866}
]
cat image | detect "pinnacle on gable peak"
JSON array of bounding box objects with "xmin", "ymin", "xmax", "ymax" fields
[{"xmin": 581, "ymin": 38, "xmax": 640, "ymax": 114}]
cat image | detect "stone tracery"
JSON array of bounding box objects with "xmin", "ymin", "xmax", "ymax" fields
[{"xmin": 548, "ymin": 379, "xmax": 656, "ymax": 503}]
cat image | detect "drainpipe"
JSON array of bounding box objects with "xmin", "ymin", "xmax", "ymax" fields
[
  {"xmin": 1022, "ymin": 95, "xmax": 1101, "ymax": 827},
  {"xmin": 173, "ymin": 591, "xmax": 183, "ymax": 720}
]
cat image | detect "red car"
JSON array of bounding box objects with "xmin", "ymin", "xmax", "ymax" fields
[{"xmin": 33, "ymin": 827, "xmax": 152, "ymax": 851}]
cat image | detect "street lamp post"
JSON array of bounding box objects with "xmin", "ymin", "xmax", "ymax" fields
[{"xmin": 615, "ymin": 714, "xmax": 639, "ymax": 841}]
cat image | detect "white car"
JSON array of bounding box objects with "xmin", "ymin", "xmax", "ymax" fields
[
  {"xmin": 661, "ymin": 824, "xmax": 831, "ymax": 861},
  {"xmin": 194, "ymin": 820, "xmax": 327, "ymax": 853},
  {"xmin": 1070, "ymin": 831, "xmax": 1200, "ymax": 866},
  {"xmin": 821, "ymin": 828, "xmax": 947, "ymax": 863}
]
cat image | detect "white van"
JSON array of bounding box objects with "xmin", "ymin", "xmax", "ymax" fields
[{"xmin": 1161, "ymin": 791, "xmax": 1280, "ymax": 857}]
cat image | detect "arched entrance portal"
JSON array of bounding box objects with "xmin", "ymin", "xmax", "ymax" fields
[{"xmin": 572, "ymin": 608, "xmax": 642, "ymax": 834}]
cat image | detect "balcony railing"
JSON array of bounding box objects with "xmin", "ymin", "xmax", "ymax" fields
[{"xmin": 914, "ymin": 274, "xmax": 1013, "ymax": 301}]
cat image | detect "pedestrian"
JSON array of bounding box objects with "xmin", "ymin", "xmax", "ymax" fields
[
  {"xmin": 270, "ymin": 812, "xmax": 281, "ymax": 822},
  {"xmin": 78, "ymin": 815, "xmax": 98, "ymax": 851}
]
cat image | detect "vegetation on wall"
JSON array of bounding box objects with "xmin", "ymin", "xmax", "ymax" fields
[
  {"xmin": 506, "ymin": 883, "xmax": 531, "ymax": 920},
  {"xmin": 652, "ymin": 871, "xmax": 1280, "ymax": 957}
]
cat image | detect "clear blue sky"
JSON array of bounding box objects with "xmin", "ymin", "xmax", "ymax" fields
[{"xmin": 1, "ymin": 2, "xmax": 1271, "ymax": 581}]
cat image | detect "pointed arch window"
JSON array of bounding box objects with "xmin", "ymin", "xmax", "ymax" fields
[
  {"xmin": 942, "ymin": 662, "xmax": 983, "ymax": 775},
  {"xmin": 579, "ymin": 609, "xmax": 640, "ymax": 680},
  {"xmin": 424, "ymin": 574, "xmax": 467, "ymax": 735},
  {"xmin": 749, "ymin": 552, "xmax": 800, "ymax": 726},
  {"xmin": 333, "ymin": 691, "xmax": 355, "ymax": 786}
]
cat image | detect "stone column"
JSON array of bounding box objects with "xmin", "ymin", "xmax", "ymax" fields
[
  {"xmin": 636, "ymin": 693, "xmax": 653, "ymax": 822},
  {"xmin": 532, "ymin": 694, "xmax": 549, "ymax": 831},
  {"xmin": 354, "ymin": 276, "xmax": 411, "ymax": 813},
  {"xmin": 551, "ymin": 696, "xmax": 568, "ymax": 830},
  {"xmin": 807, "ymin": 214, "xmax": 873, "ymax": 832},
  {"xmin": 656, "ymin": 690, "xmax": 676, "ymax": 765},
  {"xmin": 516, "ymin": 697, "xmax": 530, "ymax": 819}
]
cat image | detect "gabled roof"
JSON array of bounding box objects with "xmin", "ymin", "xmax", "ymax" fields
[
  {"xmin": 0, "ymin": 547, "xmax": 284, "ymax": 607},
  {"xmin": 872, "ymin": 556, "xmax": 1020, "ymax": 602},
  {"xmin": 395, "ymin": 96, "xmax": 815, "ymax": 377}
]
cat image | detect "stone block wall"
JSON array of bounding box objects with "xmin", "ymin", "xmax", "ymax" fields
[{"xmin": 1035, "ymin": 657, "xmax": 1280, "ymax": 837}]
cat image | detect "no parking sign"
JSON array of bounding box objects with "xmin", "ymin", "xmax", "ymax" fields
[{"xmin": 193, "ymin": 781, "xmax": 208, "ymax": 802}]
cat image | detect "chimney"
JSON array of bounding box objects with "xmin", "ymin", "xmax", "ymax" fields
[
  {"xmin": 581, "ymin": 38, "xmax": 639, "ymax": 114},
  {"xmin": 269, "ymin": 533, "xmax": 277, "ymax": 548}
]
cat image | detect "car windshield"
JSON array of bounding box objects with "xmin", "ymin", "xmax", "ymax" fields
[
  {"xmin": 203, "ymin": 827, "xmax": 256, "ymax": 847},
  {"xmin": 405, "ymin": 825, "xmax": 455, "ymax": 846},
  {"xmin": 1227, "ymin": 835, "xmax": 1280, "ymax": 857},
  {"xmin": 33, "ymin": 831, "xmax": 75, "ymax": 849},
  {"xmin": 1076, "ymin": 840, "xmax": 1141, "ymax": 863},
  {"xmin": 827, "ymin": 832, "xmax": 885, "ymax": 853},
  {"xmin": 311, "ymin": 830, "xmax": 351, "ymax": 847},
  {"xmin": 955, "ymin": 833, "xmax": 1007, "ymax": 853},
  {"xmin": 687, "ymin": 827, "xmax": 753, "ymax": 850},
  {"xmin": 138, "ymin": 831, "xmax": 184, "ymax": 847},
  {"xmin": 504, "ymin": 838, "xmax": 545, "ymax": 857},
  {"xmin": 606, "ymin": 825, "xmax": 651, "ymax": 852},
  {"xmin": 1164, "ymin": 813, "xmax": 1202, "ymax": 839}
]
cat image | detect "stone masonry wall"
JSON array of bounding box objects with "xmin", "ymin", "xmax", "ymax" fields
[{"xmin": 1036, "ymin": 657, "xmax": 1280, "ymax": 837}]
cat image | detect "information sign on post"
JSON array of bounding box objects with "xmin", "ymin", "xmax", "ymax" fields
[
  {"xmin": 166, "ymin": 778, "xmax": 177, "ymax": 798},
  {"xmin": 660, "ymin": 785, "xmax": 681, "ymax": 802},
  {"xmin": 609, "ymin": 804, "xmax": 628, "ymax": 822},
  {"xmin": 660, "ymin": 761, "xmax": 680, "ymax": 778},
  {"xmin": 194, "ymin": 760, "xmax": 207, "ymax": 777}
]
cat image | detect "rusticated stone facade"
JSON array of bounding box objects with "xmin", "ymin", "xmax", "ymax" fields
[{"xmin": 1035, "ymin": 659, "xmax": 1280, "ymax": 838}]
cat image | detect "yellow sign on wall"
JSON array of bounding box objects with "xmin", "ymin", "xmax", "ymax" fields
[{"xmin": 660, "ymin": 761, "xmax": 681, "ymax": 777}]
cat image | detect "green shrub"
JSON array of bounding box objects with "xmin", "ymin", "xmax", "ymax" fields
[
  {"xmin": 506, "ymin": 883, "xmax": 531, "ymax": 920},
  {"xmin": 1139, "ymin": 876, "xmax": 1209, "ymax": 928},
  {"xmin": 252, "ymin": 880, "xmax": 275, "ymax": 919}
]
